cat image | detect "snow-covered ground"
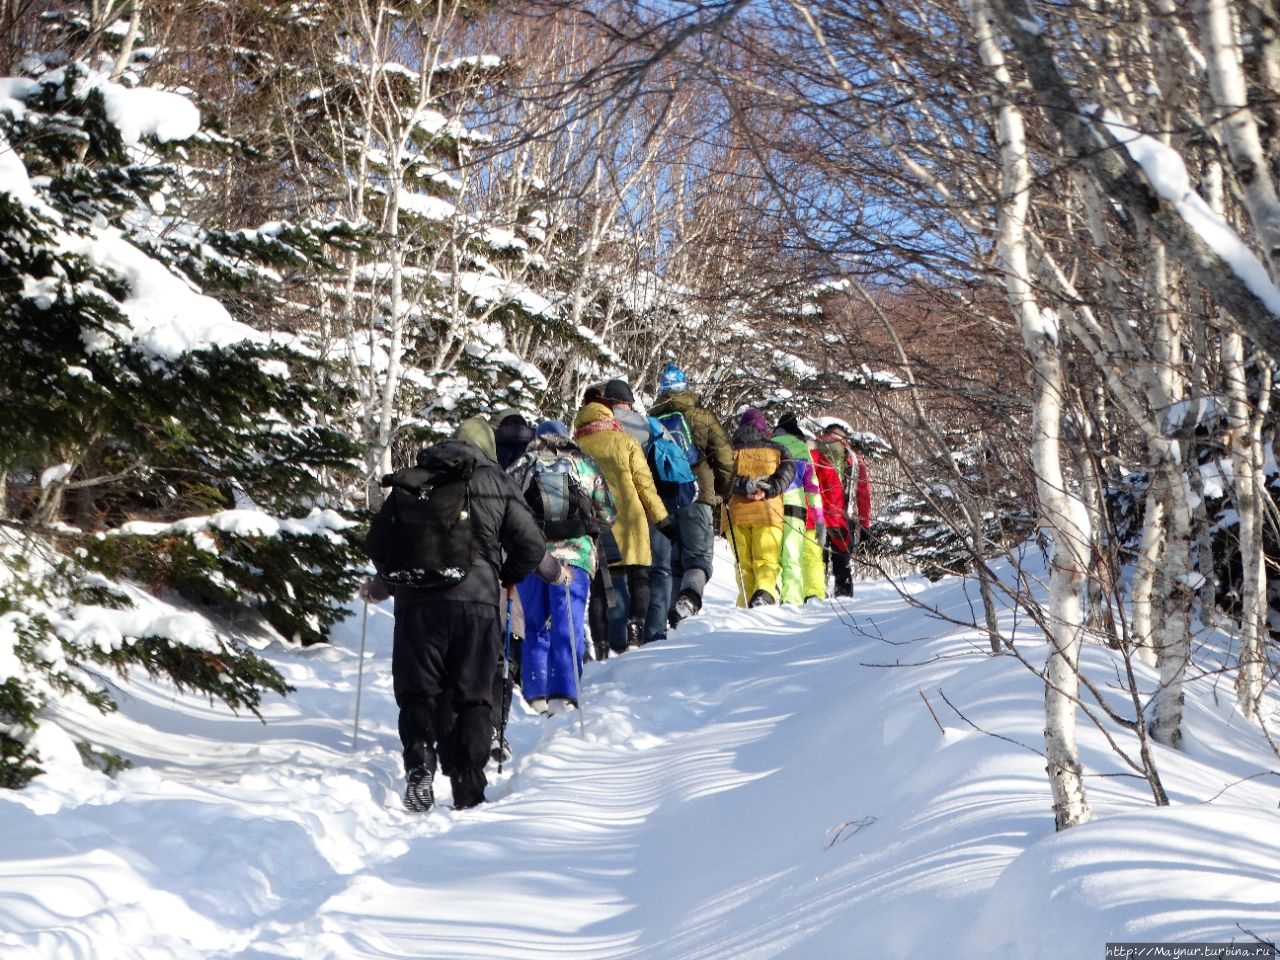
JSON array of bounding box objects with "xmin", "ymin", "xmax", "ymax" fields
[{"xmin": 3, "ymin": 542, "xmax": 1278, "ymax": 959}]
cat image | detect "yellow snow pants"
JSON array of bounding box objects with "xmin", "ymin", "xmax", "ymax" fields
[{"xmin": 730, "ymin": 522, "xmax": 783, "ymax": 606}]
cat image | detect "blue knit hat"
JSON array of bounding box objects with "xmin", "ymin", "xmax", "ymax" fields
[
  {"xmin": 535, "ymin": 419, "xmax": 569, "ymax": 438},
  {"xmin": 658, "ymin": 361, "xmax": 687, "ymax": 395}
]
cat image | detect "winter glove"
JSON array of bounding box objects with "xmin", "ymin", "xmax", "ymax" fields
[
  {"xmin": 813, "ymin": 521, "xmax": 827, "ymax": 550},
  {"xmin": 534, "ymin": 552, "xmax": 565, "ymax": 584},
  {"xmin": 656, "ymin": 517, "xmax": 679, "ymax": 543},
  {"xmin": 358, "ymin": 576, "xmax": 390, "ymax": 602}
]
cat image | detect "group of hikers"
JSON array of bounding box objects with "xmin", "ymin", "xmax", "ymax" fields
[{"xmin": 360, "ymin": 361, "xmax": 873, "ymax": 813}]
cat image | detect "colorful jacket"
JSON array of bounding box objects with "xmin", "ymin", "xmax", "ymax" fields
[
  {"xmin": 772, "ymin": 431, "xmax": 823, "ymax": 529},
  {"xmin": 573, "ymin": 402, "xmax": 668, "ymax": 567},
  {"xmin": 507, "ymin": 434, "xmax": 617, "ymax": 576},
  {"xmin": 724, "ymin": 422, "xmax": 796, "ymax": 528},
  {"xmin": 811, "ymin": 432, "xmax": 872, "ymax": 530},
  {"xmin": 649, "ymin": 390, "xmax": 735, "ymax": 505}
]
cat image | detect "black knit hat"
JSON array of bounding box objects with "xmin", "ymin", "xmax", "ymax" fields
[
  {"xmin": 602, "ymin": 378, "xmax": 635, "ymax": 404},
  {"xmin": 775, "ymin": 411, "xmax": 804, "ymax": 438}
]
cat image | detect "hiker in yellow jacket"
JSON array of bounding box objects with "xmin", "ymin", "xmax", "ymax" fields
[
  {"xmin": 723, "ymin": 408, "xmax": 796, "ymax": 607},
  {"xmin": 574, "ymin": 401, "xmax": 677, "ymax": 648}
]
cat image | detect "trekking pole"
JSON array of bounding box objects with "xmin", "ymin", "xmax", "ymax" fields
[
  {"xmin": 724, "ymin": 505, "xmax": 748, "ymax": 607},
  {"xmin": 352, "ymin": 598, "xmax": 369, "ymax": 751},
  {"xmin": 565, "ymin": 579, "xmax": 586, "ymax": 738},
  {"xmin": 497, "ymin": 589, "xmax": 514, "ymax": 774}
]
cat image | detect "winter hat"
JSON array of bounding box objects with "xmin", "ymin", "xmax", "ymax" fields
[
  {"xmin": 495, "ymin": 408, "xmax": 527, "ymax": 427},
  {"xmin": 824, "ymin": 421, "xmax": 850, "ymax": 440},
  {"xmin": 454, "ymin": 415, "xmax": 497, "ymax": 460},
  {"xmin": 739, "ymin": 407, "xmax": 769, "ymax": 433},
  {"xmin": 657, "ymin": 361, "xmax": 687, "ymax": 395},
  {"xmin": 775, "ymin": 411, "xmax": 804, "ymax": 439},
  {"xmin": 536, "ymin": 419, "xmax": 570, "ymax": 439},
  {"xmin": 602, "ymin": 378, "xmax": 635, "ymax": 404},
  {"xmin": 583, "ymin": 382, "xmax": 606, "ymax": 405}
]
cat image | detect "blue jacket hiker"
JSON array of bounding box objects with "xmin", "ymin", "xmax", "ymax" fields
[{"xmin": 506, "ymin": 420, "xmax": 617, "ymax": 713}]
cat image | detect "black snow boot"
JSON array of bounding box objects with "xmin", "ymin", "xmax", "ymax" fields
[
  {"xmin": 403, "ymin": 766, "xmax": 434, "ymax": 813},
  {"xmin": 748, "ymin": 589, "xmax": 776, "ymax": 608},
  {"xmin": 626, "ymin": 619, "xmax": 643, "ymax": 649},
  {"xmin": 668, "ymin": 589, "xmax": 701, "ymax": 627}
]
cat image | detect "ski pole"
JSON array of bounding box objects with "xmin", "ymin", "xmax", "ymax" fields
[
  {"xmin": 498, "ymin": 589, "xmax": 514, "ymax": 774},
  {"xmin": 565, "ymin": 578, "xmax": 586, "ymax": 738},
  {"xmin": 724, "ymin": 504, "xmax": 748, "ymax": 607},
  {"xmin": 352, "ymin": 598, "xmax": 369, "ymax": 751}
]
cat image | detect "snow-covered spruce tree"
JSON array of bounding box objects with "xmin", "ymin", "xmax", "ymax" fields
[{"xmin": 0, "ymin": 51, "xmax": 363, "ymax": 784}]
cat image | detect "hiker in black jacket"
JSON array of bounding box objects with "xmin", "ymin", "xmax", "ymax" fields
[{"xmin": 363, "ymin": 416, "xmax": 544, "ymax": 812}]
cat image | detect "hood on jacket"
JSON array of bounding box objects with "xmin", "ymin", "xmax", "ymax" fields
[
  {"xmin": 652, "ymin": 388, "xmax": 699, "ymax": 413},
  {"xmin": 574, "ymin": 401, "xmax": 616, "ymax": 430},
  {"xmin": 454, "ymin": 416, "xmax": 497, "ymax": 461},
  {"xmin": 415, "ymin": 437, "xmax": 487, "ymax": 472}
]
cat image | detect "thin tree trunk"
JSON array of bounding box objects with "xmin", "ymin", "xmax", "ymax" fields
[{"xmin": 964, "ymin": 0, "xmax": 1091, "ymax": 828}]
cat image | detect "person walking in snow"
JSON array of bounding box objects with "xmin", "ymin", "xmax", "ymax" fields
[
  {"xmin": 771, "ymin": 412, "xmax": 825, "ymax": 604},
  {"xmin": 724, "ymin": 407, "xmax": 795, "ymax": 607},
  {"xmin": 507, "ymin": 420, "xmax": 617, "ymax": 714},
  {"xmin": 811, "ymin": 421, "xmax": 873, "ymax": 598},
  {"xmin": 574, "ymin": 400, "xmax": 677, "ymax": 650},
  {"xmin": 362, "ymin": 416, "xmax": 545, "ymax": 813},
  {"xmin": 648, "ymin": 361, "xmax": 735, "ymax": 626},
  {"xmin": 596, "ymin": 378, "xmax": 665, "ymax": 649}
]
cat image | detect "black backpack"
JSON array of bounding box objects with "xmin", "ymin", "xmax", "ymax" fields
[{"xmin": 365, "ymin": 456, "xmax": 476, "ymax": 589}]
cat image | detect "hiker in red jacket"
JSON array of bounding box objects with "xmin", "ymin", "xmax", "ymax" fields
[{"xmin": 810, "ymin": 422, "xmax": 872, "ymax": 597}]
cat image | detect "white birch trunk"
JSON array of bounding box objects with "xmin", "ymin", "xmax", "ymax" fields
[
  {"xmin": 1225, "ymin": 328, "xmax": 1269, "ymax": 721},
  {"xmin": 1145, "ymin": 228, "xmax": 1194, "ymax": 747},
  {"xmin": 1130, "ymin": 495, "xmax": 1164, "ymax": 667},
  {"xmin": 964, "ymin": 0, "xmax": 1092, "ymax": 829},
  {"xmin": 1198, "ymin": 0, "xmax": 1280, "ymax": 266},
  {"xmin": 1147, "ymin": 454, "xmax": 1194, "ymax": 748}
]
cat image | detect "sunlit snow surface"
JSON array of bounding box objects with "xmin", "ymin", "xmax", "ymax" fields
[{"xmin": 2, "ymin": 541, "xmax": 1277, "ymax": 959}]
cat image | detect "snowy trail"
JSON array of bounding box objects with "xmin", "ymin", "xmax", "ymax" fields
[{"xmin": 3, "ymin": 544, "xmax": 1279, "ymax": 959}]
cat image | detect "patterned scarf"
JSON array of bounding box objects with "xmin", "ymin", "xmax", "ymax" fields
[{"xmin": 574, "ymin": 417, "xmax": 623, "ymax": 441}]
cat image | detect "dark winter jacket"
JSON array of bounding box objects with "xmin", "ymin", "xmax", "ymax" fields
[
  {"xmin": 649, "ymin": 390, "xmax": 735, "ymax": 505},
  {"xmin": 370, "ymin": 439, "xmax": 545, "ymax": 609}
]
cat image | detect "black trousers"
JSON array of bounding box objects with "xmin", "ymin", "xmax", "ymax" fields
[
  {"xmin": 830, "ymin": 541, "xmax": 853, "ymax": 597},
  {"xmin": 588, "ymin": 564, "xmax": 612, "ymax": 656},
  {"xmin": 393, "ymin": 598, "xmax": 500, "ymax": 808},
  {"xmin": 607, "ymin": 564, "xmax": 651, "ymax": 650}
]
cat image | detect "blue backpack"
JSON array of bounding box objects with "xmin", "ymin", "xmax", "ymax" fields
[
  {"xmin": 655, "ymin": 410, "xmax": 702, "ymax": 466},
  {"xmin": 647, "ymin": 417, "xmax": 697, "ymax": 510}
]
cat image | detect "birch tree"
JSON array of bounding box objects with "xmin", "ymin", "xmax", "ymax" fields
[{"xmin": 962, "ymin": 0, "xmax": 1093, "ymax": 828}]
